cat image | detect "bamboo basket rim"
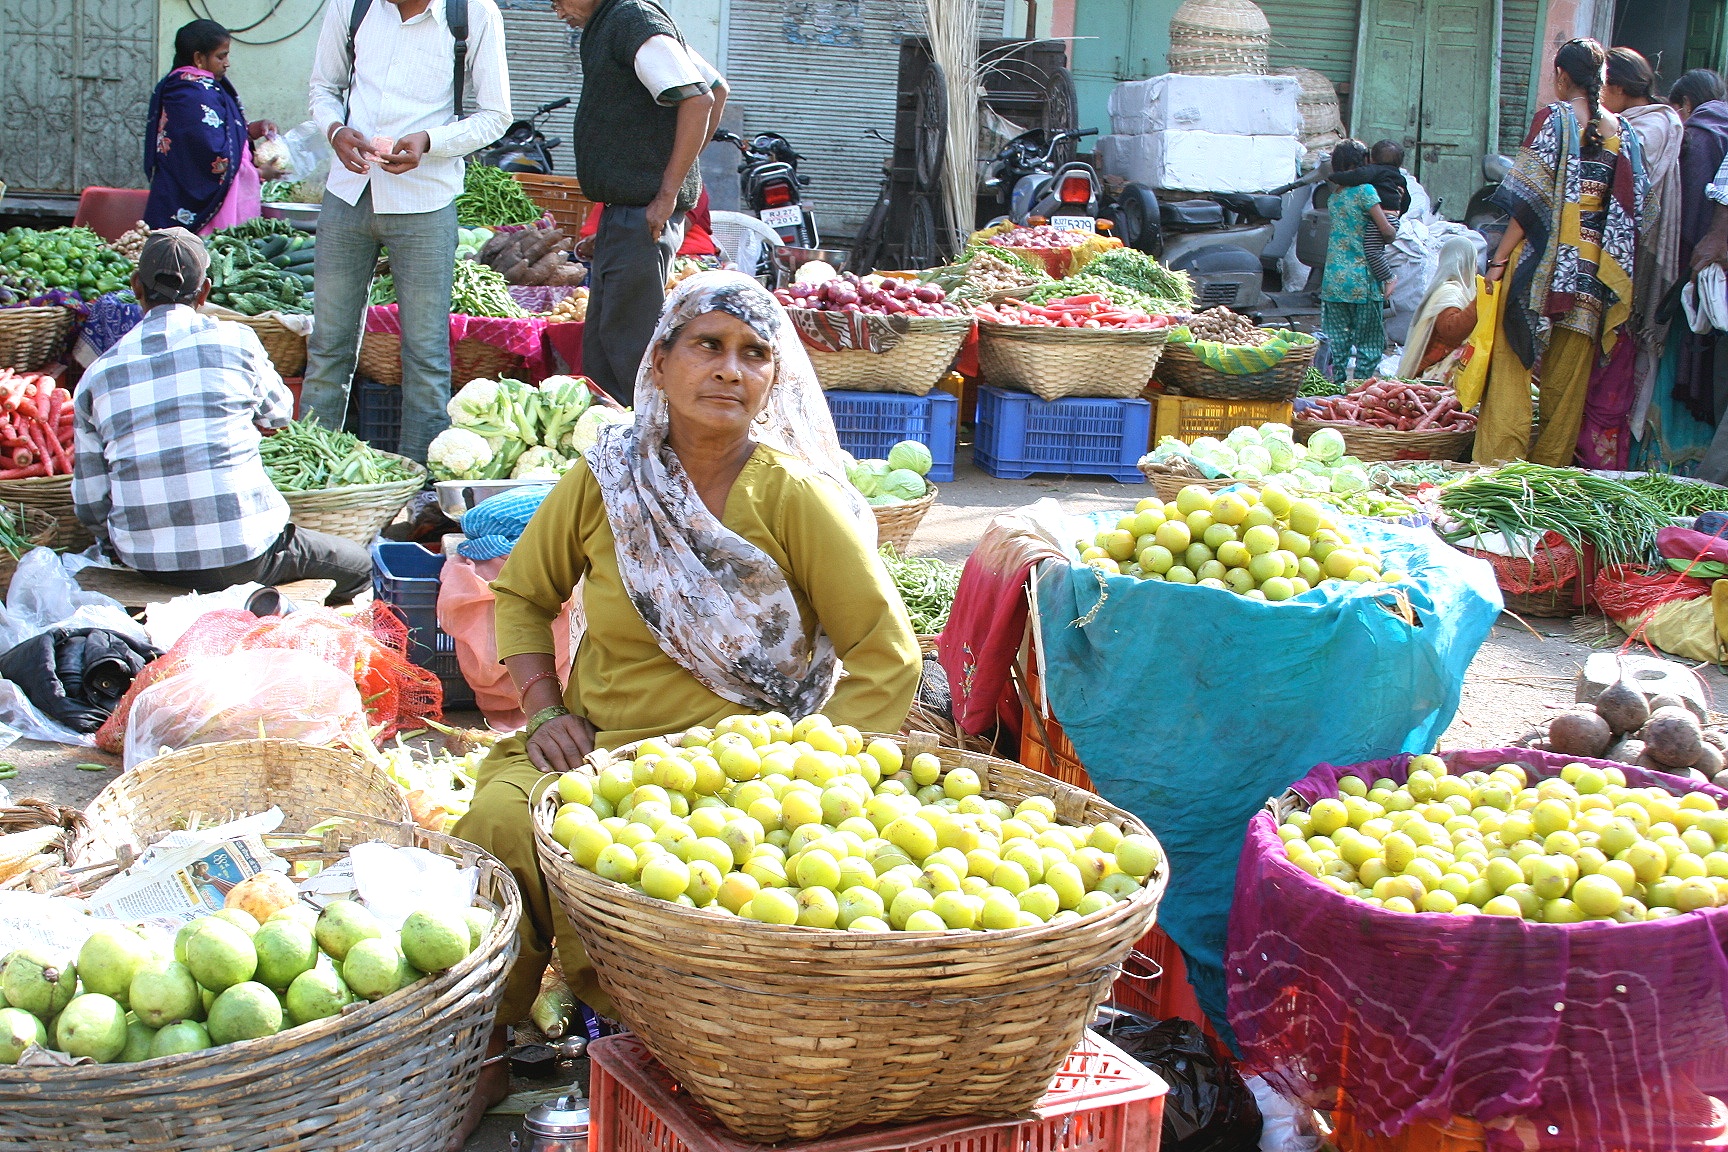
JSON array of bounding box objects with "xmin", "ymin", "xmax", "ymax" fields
[
  {"xmin": 2, "ymin": 809, "xmax": 519, "ymax": 1083},
  {"xmin": 0, "ymin": 304, "xmax": 79, "ymax": 323},
  {"xmin": 976, "ymin": 319, "xmax": 1171, "ymax": 347},
  {"xmin": 1293, "ymin": 417, "xmax": 1476, "ymax": 461},
  {"xmin": 278, "ymin": 455, "xmax": 427, "ymax": 512},
  {"xmin": 539, "ymin": 731, "xmax": 1167, "ymax": 947}
]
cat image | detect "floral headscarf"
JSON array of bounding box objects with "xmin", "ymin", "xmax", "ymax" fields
[{"xmin": 584, "ymin": 270, "xmax": 874, "ymax": 718}]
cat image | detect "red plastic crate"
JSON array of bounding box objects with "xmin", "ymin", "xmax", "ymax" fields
[{"xmin": 588, "ymin": 1031, "xmax": 1168, "ymax": 1152}]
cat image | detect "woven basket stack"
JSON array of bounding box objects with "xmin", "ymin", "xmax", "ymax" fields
[
  {"xmin": 0, "ymin": 306, "xmax": 76, "ymax": 372},
  {"xmin": 232, "ymin": 313, "xmax": 307, "ymax": 377},
  {"xmin": 794, "ymin": 310, "xmax": 972, "ymax": 395},
  {"xmin": 874, "ymin": 485, "xmax": 937, "ymax": 551},
  {"xmin": 282, "ymin": 455, "xmax": 426, "ymax": 545},
  {"xmin": 0, "ymin": 475, "xmax": 89, "ymax": 551},
  {"xmin": 1276, "ymin": 66, "xmax": 1346, "ymax": 157},
  {"xmin": 1168, "ymin": 0, "xmax": 1271, "ymax": 76},
  {"xmin": 359, "ymin": 331, "xmax": 524, "ymax": 389}
]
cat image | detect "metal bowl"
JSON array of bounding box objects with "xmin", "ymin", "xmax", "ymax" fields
[
  {"xmin": 770, "ymin": 246, "xmax": 850, "ymax": 288},
  {"xmin": 434, "ymin": 479, "xmax": 554, "ymax": 521},
  {"xmin": 262, "ymin": 202, "xmax": 321, "ymax": 231}
]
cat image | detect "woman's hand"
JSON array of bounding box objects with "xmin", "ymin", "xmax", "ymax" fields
[
  {"xmin": 248, "ymin": 120, "xmax": 278, "ymax": 141},
  {"xmin": 526, "ymin": 713, "xmax": 596, "ymax": 775},
  {"xmin": 1485, "ymin": 261, "xmax": 1507, "ymax": 284}
]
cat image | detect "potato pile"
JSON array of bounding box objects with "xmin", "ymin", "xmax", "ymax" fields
[{"xmin": 1182, "ymin": 306, "xmax": 1272, "ymax": 346}]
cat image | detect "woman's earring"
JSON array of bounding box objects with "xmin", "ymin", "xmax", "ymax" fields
[{"xmin": 754, "ymin": 409, "xmax": 771, "ymax": 425}]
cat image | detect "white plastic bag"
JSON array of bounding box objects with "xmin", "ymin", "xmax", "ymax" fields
[
  {"xmin": 122, "ymin": 649, "xmax": 365, "ymax": 769},
  {"xmin": 1246, "ymin": 1075, "xmax": 1323, "ymax": 1152},
  {"xmin": 350, "ymin": 843, "xmax": 478, "ymax": 929},
  {"xmin": 280, "ymin": 120, "xmax": 331, "ymax": 187}
]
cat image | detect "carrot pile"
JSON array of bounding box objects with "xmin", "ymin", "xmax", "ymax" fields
[
  {"xmin": 1303, "ymin": 377, "xmax": 1476, "ymax": 431},
  {"xmin": 0, "ymin": 369, "xmax": 75, "ymax": 479},
  {"xmin": 971, "ymin": 295, "xmax": 1170, "ymax": 330}
]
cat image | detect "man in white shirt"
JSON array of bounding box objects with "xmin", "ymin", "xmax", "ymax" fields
[
  {"xmin": 302, "ymin": 0, "xmax": 511, "ymax": 463},
  {"xmin": 553, "ymin": 0, "xmax": 726, "ymax": 401}
]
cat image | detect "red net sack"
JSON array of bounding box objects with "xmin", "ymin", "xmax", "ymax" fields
[
  {"xmin": 95, "ymin": 604, "xmax": 443, "ymax": 754},
  {"xmin": 1592, "ymin": 564, "xmax": 1713, "ymax": 627},
  {"xmin": 1457, "ymin": 531, "xmax": 1578, "ymax": 594},
  {"xmin": 1228, "ymin": 748, "xmax": 1728, "ymax": 1151}
]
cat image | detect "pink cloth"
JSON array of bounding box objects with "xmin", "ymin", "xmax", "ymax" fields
[
  {"xmin": 1229, "ymin": 747, "xmax": 1728, "ymax": 1151},
  {"xmin": 365, "ymin": 304, "xmax": 552, "ymax": 381},
  {"xmin": 436, "ymin": 554, "xmax": 574, "ymax": 729},
  {"xmin": 1657, "ymin": 525, "xmax": 1728, "ymax": 566},
  {"xmin": 202, "ymin": 144, "xmax": 261, "ymax": 236},
  {"xmin": 1576, "ymin": 328, "xmax": 1638, "ymax": 468}
]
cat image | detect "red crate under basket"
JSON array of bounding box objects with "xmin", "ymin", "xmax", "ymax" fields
[{"xmin": 588, "ymin": 1031, "xmax": 1168, "ymax": 1152}]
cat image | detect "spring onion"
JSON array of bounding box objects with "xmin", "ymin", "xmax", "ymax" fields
[{"xmin": 1435, "ymin": 462, "xmax": 1669, "ymax": 567}]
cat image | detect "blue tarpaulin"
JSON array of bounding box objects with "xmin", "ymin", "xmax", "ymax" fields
[{"xmin": 1034, "ymin": 517, "xmax": 1502, "ymax": 1037}]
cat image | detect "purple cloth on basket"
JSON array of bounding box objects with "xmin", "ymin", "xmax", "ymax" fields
[{"xmin": 1227, "ymin": 747, "xmax": 1728, "ymax": 1151}]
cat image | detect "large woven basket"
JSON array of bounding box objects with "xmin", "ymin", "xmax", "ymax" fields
[
  {"xmin": 282, "ymin": 455, "xmax": 426, "ymax": 544},
  {"xmin": 977, "ymin": 322, "xmax": 1168, "ymax": 401},
  {"xmin": 1138, "ymin": 460, "xmax": 1237, "ymax": 503},
  {"xmin": 875, "ymin": 485, "xmax": 937, "ymax": 551},
  {"xmin": 792, "ymin": 310, "xmax": 972, "ymax": 395},
  {"xmin": 0, "ymin": 305, "xmax": 76, "ymax": 371},
  {"xmin": 1, "ymin": 811, "xmax": 519, "ymax": 1152},
  {"xmin": 1157, "ymin": 339, "xmax": 1317, "ymax": 402},
  {"xmin": 0, "ymin": 506, "xmax": 58, "ymax": 596},
  {"xmin": 534, "ymin": 733, "xmax": 1166, "ymax": 1143},
  {"xmin": 907, "ymin": 636, "xmax": 995, "ymax": 754},
  {"xmin": 0, "ymin": 474, "xmax": 88, "ymax": 551},
  {"xmin": 1294, "ymin": 419, "xmax": 1475, "ymax": 462},
  {"xmin": 72, "ymin": 739, "xmax": 412, "ymax": 873},
  {"xmin": 1168, "ymin": 0, "xmax": 1270, "ymax": 75},
  {"xmin": 358, "ymin": 331, "xmax": 524, "ymax": 389},
  {"xmin": 232, "ymin": 312, "xmax": 307, "ymax": 377}
]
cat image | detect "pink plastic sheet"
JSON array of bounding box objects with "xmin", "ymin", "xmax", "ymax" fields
[{"xmin": 1228, "ymin": 747, "xmax": 1728, "ymax": 1151}]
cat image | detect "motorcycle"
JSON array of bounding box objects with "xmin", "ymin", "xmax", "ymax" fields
[
  {"xmin": 981, "ymin": 127, "xmax": 1103, "ymax": 229},
  {"xmin": 714, "ymin": 130, "xmax": 820, "ymax": 250},
  {"xmin": 1466, "ymin": 153, "xmax": 1512, "ymax": 254},
  {"xmin": 480, "ymin": 97, "xmax": 571, "ymax": 174}
]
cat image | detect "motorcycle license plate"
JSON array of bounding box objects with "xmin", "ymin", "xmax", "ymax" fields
[
  {"xmin": 1051, "ymin": 214, "xmax": 1096, "ymax": 233},
  {"xmin": 759, "ymin": 205, "xmax": 804, "ymax": 230}
]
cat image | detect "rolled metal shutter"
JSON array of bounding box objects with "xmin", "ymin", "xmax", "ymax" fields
[
  {"xmin": 723, "ymin": 0, "xmax": 1004, "ymax": 239},
  {"xmin": 1498, "ymin": 0, "xmax": 1540, "ymax": 153},
  {"xmin": 498, "ymin": 2, "xmax": 582, "ymax": 123},
  {"xmin": 1257, "ymin": 0, "xmax": 1360, "ymax": 123}
]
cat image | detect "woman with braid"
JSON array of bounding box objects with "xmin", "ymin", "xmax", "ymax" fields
[{"xmin": 1475, "ymin": 38, "xmax": 1647, "ymax": 465}]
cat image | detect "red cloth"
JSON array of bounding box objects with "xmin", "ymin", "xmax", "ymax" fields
[
  {"xmin": 938, "ymin": 511, "xmax": 1066, "ymax": 735},
  {"xmin": 364, "ymin": 305, "xmax": 551, "ymax": 381},
  {"xmin": 545, "ymin": 320, "xmax": 585, "ymax": 375},
  {"xmin": 579, "ymin": 188, "xmax": 716, "ymax": 256}
]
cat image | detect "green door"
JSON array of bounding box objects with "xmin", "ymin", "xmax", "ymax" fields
[
  {"xmin": 1352, "ymin": 0, "xmax": 1493, "ymax": 219},
  {"xmin": 1070, "ymin": 0, "xmax": 1177, "ymax": 138}
]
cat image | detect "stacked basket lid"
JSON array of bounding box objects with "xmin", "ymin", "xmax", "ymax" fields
[
  {"xmin": 533, "ymin": 731, "xmax": 1166, "ymax": 1143},
  {"xmin": 794, "ymin": 310, "xmax": 973, "ymax": 397},
  {"xmin": 5, "ymin": 739, "xmax": 522, "ymax": 1152},
  {"xmin": 1167, "ymin": 0, "xmax": 1271, "ymax": 76},
  {"xmin": 978, "ymin": 322, "xmax": 1171, "ymax": 402}
]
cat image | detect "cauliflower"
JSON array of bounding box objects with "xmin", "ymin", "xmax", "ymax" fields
[
  {"xmin": 568, "ymin": 406, "xmax": 633, "ymax": 453},
  {"xmin": 511, "ymin": 446, "xmax": 564, "ymax": 481},
  {"xmin": 427, "ymin": 427, "xmax": 495, "ymax": 481},
  {"xmin": 447, "ymin": 378, "xmax": 502, "ymax": 426}
]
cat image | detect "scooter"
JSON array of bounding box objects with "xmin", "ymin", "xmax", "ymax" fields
[
  {"xmin": 714, "ymin": 130, "xmax": 820, "ymax": 249},
  {"xmin": 1466, "ymin": 154, "xmax": 1512, "ymax": 254},
  {"xmin": 481, "ymin": 97, "xmax": 571, "ymax": 174},
  {"xmin": 981, "ymin": 127, "xmax": 1102, "ymax": 228}
]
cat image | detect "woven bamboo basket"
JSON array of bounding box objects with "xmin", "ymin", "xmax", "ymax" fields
[
  {"xmin": 1372, "ymin": 460, "xmax": 1483, "ymax": 495},
  {"xmin": 874, "ymin": 485, "xmax": 937, "ymax": 552},
  {"xmin": 358, "ymin": 331, "xmax": 525, "ymax": 389},
  {"xmin": 282, "ymin": 455, "xmax": 426, "ymax": 544},
  {"xmin": 0, "ymin": 474, "xmax": 88, "ymax": 551},
  {"xmin": 232, "ymin": 313, "xmax": 307, "ymax": 377},
  {"xmin": 1500, "ymin": 587, "xmax": 1574, "ymax": 617},
  {"xmin": 0, "ymin": 306, "xmax": 75, "ymax": 371},
  {"xmin": 71, "ymin": 740, "xmax": 412, "ymax": 874},
  {"xmin": 1138, "ymin": 461, "xmax": 1238, "ymax": 503},
  {"xmin": 977, "ymin": 322, "xmax": 1168, "ymax": 401},
  {"xmin": 1168, "ymin": 0, "xmax": 1270, "ymax": 75},
  {"xmin": 791, "ymin": 309, "xmax": 972, "ymax": 395},
  {"xmin": 1293, "ymin": 419, "xmax": 1476, "ymax": 462},
  {"xmin": 1156, "ymin": 338, "xmax": 1317, "ymax": 402},
  {"xmin": 534, "ymin": 733, "xmax": 1165, "ymax": 1142},
  {"xmin": 1, "ymin": 810, "xmax": 520, "ymax": 1152},
  {"xmin": 0, "ymin": 799, "xmax": 88, "ymax": 894},
  {"xmin": 0, "ymin": 506, "xmax": 58, "ymax": 596}
]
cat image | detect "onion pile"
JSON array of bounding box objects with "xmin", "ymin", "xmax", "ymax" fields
[
  {"xmin": 987, "ymin": 225, "xmax": 1093, "ymax": 249},
  {"xmin": 775, "ymin": 273, "xmax": 966, "ymax": 318}
]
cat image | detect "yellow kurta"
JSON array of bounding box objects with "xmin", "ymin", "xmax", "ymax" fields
[{"xmin": 455, "ymin": 443, "xmax": 921, "ymax": 1023}]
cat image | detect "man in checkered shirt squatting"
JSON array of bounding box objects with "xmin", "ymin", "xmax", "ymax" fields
[{"xmin": 71, "ymin": 229, "xmax": 374, "ymax": 604}]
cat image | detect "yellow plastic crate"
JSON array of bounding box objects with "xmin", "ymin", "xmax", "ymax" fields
[{"xmin": 1150, "ymin": 393, "xmax": 1294, "ymax": 447}]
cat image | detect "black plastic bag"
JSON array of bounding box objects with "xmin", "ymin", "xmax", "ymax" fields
[{"xmin": 1093, "ymin": 1009, "xmax": 1262, "ymax": 1152}]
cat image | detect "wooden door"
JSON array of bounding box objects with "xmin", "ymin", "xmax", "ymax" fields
[
  {"xmin": 1070, "ymin": 0, "xmax": 1138, "ymax": 139},
  {"xmin": 1352, "ymin": 0, "xmax": 1493, "ymax": 220}
]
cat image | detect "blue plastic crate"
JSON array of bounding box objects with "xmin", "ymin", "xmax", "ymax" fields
[
  {"xmin": 370, "ymin": 541, "xmax": 476, "ymax": 710},
  {"xmin": 357, "ymin": 378, "xmax": 401, "ymax": 455},
  {"xmin": 824, "ymin": 390, "xmax": 957, "ymax": 483},
  {"xmin": 973, "ymin": 386, "xmax": 1149, "ymax": 483}
]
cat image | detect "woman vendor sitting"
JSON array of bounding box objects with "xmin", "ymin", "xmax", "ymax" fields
[
  {"xmin": 1397, "ymin": 236, "xmax": 1481, "ymax": 380},
  {"xmin": 452, "ymin": 270, "xmax": 921, "ymax": 1142}
]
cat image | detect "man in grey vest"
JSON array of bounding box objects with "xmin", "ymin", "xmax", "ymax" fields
[{"xmin": 554, "ymin": 0, "xmax": 727, "ymax": 402}]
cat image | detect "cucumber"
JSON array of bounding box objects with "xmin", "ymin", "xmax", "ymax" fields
[{"xmin": 258, "ymin": 236, "xmax": 289, "ymax": 259}]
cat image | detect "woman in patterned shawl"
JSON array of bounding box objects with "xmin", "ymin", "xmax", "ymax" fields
[
  {"xmin": 143, "ymin": 21, "xmax": 275, "ymax": 234},
  {"xmin": 451, "ymin": 270, "xmax": 920, "ymax": 1131},
  {"xmin": 1476, "ymin": 38, "xmax": 1647, "ymax": 466}
]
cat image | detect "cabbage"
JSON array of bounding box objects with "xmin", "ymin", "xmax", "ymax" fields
[
  {"xmin": 1298, "ymin": 473, "xmax": 1332, "ymax": 492},
  {"xmin": 1308, "ymin": 427, "xmax": 1347, "ymax": 462},
  {"xmin": 1234, "ymin": 444, "xmax": 1271, "ymax": 474},
  {"xmin": 867, "ymin": 493, "xmax": 904, "ymax": 507},
  {"xmin": 1233, "ymin": 462, "xmax": 1264, "ymax": 481},
  {"xmin": 1258, "ymin": 422, "xmax": 1294, "ymax": 445},
  {"xmin": 846, "ymin": 462, "xmax": 879, "ymax": 497},
  {"xmin": 1265, "ymin": 438, "xmax": 1296, "ymax": 470},
  {"xmin": 862, "ymin": 459, "xmax": 892, "ymax": 477},
  {"xmin": 1331, "ymin": 465, "xmax": 1370, "ymax": 495},
  {"xmin": 880, "ymin": 468, "xmax": 928, "ymax": 501},
  {"xmin": 1189, "ymin": 437, "xmax": 1223, "ymax": 460},
  {"xmin": 1224, "ymin": 425, "xmax": 1262, "ymax": 451},
  {"xmin": 887, "ymin": 440, "xmax": 933, "ymax": 476}
]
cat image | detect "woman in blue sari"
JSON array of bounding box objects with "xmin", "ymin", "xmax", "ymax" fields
[{"xmin": 144, "ymin": 20, "xmax": 276, "ymax": 235}]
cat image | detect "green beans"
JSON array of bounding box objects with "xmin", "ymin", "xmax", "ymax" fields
[
  {"xmin": 450, "ymin": 259, "xmax": 526, "ymax": 318},
  {"xmin": 1622, "ymin": 472, "xmax": 1728, "ymax": 518},
  {"xmin": 455, "ymin": 166, "xmax": 543, "ymax": 228},
  {"xmin": 260, "ymin": 417, "xmax": 422, "ymax": 492},
  {"xmin": 879, "ymin": 547, "xmax": 960, "ymax": 634},
  {"xmin": 1436, "ymin": 462, "xmax": 1669, "ymax": 567}
]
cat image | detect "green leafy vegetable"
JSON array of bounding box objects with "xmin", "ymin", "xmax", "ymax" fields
[
  {"xmin": 1082, "ymin": 248, "xmax": 1193, "ymax": 307},
  {"xmin": 1436, "ymin": 462, "xmax": 1670, "ymax": 567}
]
